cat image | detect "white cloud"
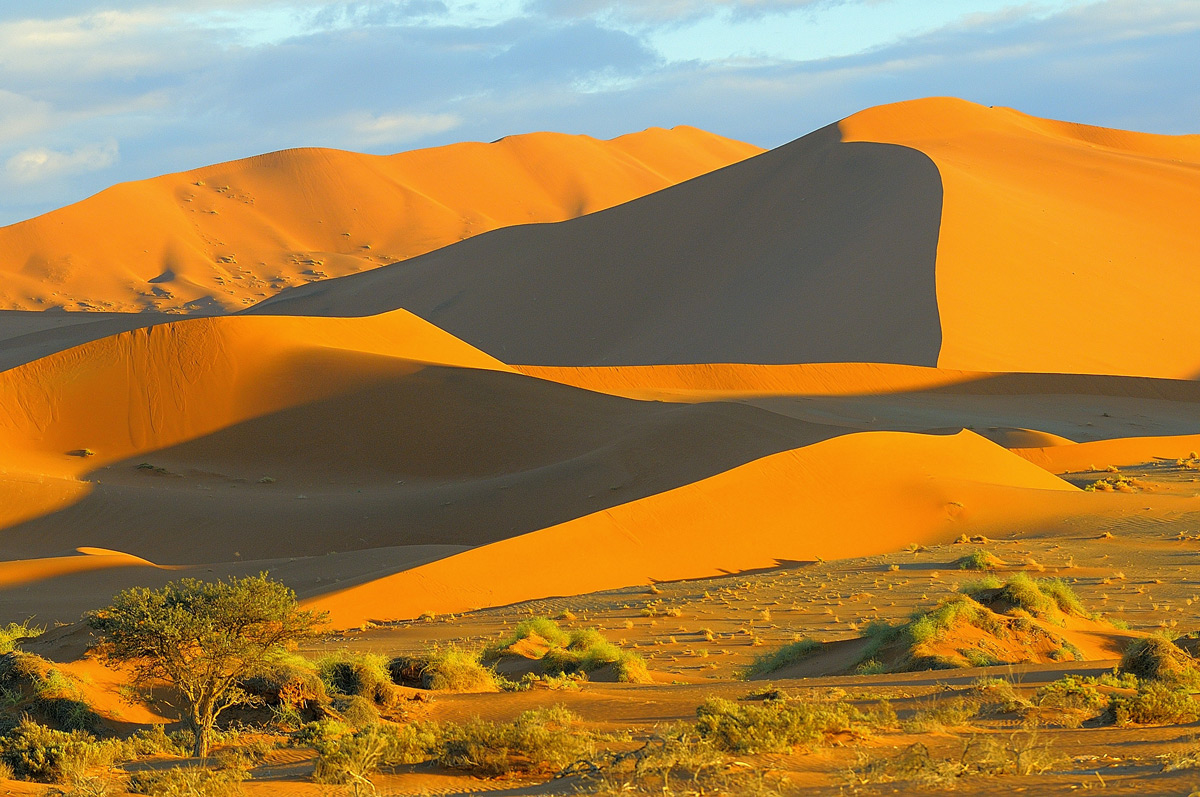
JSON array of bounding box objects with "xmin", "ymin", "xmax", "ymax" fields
[
  {"xmin": 530, "ymin": 0, "xmax": 843, "ymax": 24},
  {"xmin": 347, "ymin": 110, "xmax": 462, "ymax": 146},
  {"xmin": 6, "ymin": 140, "xmax": 119, "ymax": 183}
]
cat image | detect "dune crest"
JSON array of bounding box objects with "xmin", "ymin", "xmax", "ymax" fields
[
  {"xmin": 309, "ymin": 430, "xmax": 1081, "ymax": 625},
  {"xmin": 840, "ymin": 97, "xmax": 1200, "ymax": 379},
  {"xmin": 0, "ymin": 128, "xmax": 761, "ymax": 314}
]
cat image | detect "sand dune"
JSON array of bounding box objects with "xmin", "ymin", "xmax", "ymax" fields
[
  {"xmin": 255, "ymin": 98, "xmax": 1199, "ymax": 381},
  {"xmin": 841, "ymin": 97, "xmax": 1200, "ymax": 379},
  {"xmin": 309, "ymin": 430, "xmax": 1087, "ymax": 625},
  {"xmin": 250, "ymin": 123, "xmax": 946, "ymax": 366},
  {"xmin": 0, "ymin": 128, "xmax": 760, "ymax": 314}
]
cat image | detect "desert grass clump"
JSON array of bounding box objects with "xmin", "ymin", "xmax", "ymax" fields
[
  {"xmin": 0, "ymin": 718, "xmax": 109, "ymax": 782},
  {"xmin": 312, "ymin": 722, "xmax": 438, "ymax": 795},
  {"xmin": 0, "ymin": 622, "xmax": 43, "ymax": 655},
  {"xmin": 744, "ymin": 638, "xmax": 820, "ymax": 678},
  {"xmin": 316, "ymin": 652, "xmax": 398, "ymax": 707},
  {"xmin": 438, "ymin": 705, "xmax": 593, "ymax": 776},
  {"xmin": 485, "ymin": 619, "xmax": 651, "ymax": 683},
  {"xmin": 1118, "ymin": 635, "xmax": 1198, "ymax": 683},
  {"xmin": 391, "ymin": 646, "xmax": 499, "ymax": 692},
  {"xmin": 956, "ymin": 550, "xmax": 1003, "ymax": 571},
  {"xmin": 1109, "ymin": 680, "xmax": 1200, "ymax": 726},
  {"xmin": 848, "ymin": 731, "xmax": 1057, "ymax": 788},
  {"xmin": 0, "ymin": 653, "xmax": 101, "ymax": 732},
  {"xmin": 694, "ymin": 696, "xmax": 894, "ymax": 754},
  {"xmin": 127, "ymin": 765, "xmax": 247, "ymax": 797}
]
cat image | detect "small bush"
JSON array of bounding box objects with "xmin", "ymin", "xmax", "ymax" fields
[
  {"xmin": 330, "ymin": 694, "xmax": 378, "ymax": 729},
  {"xmin": 312, "ymin": 723, "xmax": 392, "ymax": 791},
  {"xmin": 1035, "ymin": 676, "xmax": 1106, "ymax": 713},
  {"xmin": 0, "ymin": 622, "xmax": 43, "ymax": 655},
  {"xmin": 744, "ymin": 638, "xmax": 820, "ymax": 678},
  {"xmin": 393, "ymin": 646, "xmax": 499, "ymax": 692},
  {"xmin": 995, "ymin": 573, "xmax": 1053, "ymax": 615},
  {"xmin": 127, "ymin": 765, "xmax": 247, "ymax": 797},
  {"xmin": 484, "ymin": 620, "xmax": 651, "ymax": 684},
  {"xmin": 1037, "ymin": 578, "xmax": 1087, "ymax": 616},
  {"xmin": 241, "ymin": 658, "xmax": 328, "ymax": 712},
  {"xmin": 0, "ymin": 718, "xmax": 106, "ymax": 782},
  {"xmin": 957, "ymin": 550, "xmax": 1002, "ymax": 571},
  {"xmin": 1110, "ymin": 680, "xmax": 1200, "ymax": 726},
  {"xmin": 694, "ymin": 696, "xmax": 893, "ymax": 754},
  {"xmin": 1119, "ymin": 636, "xmax": 1197, "ymax": 683},
  {"xmin": 316, "ymin": 652, "xmax": 397, "ymax": 707},
  {"xmin": 438, "ymin": 705, "xmax": 592, "ymax": 776}
]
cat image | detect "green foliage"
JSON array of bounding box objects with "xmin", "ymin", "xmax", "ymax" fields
[
  {"xmin": 87, "ymin": 573, "xmax": 327, "ymax": 757},
  {"xmin": 127, "ymin": 765, "xmax": 247, "ymax": 797},
  {"xmin": 956, "ymin": 550, "xmax": 1002, "ymax": 571},
  {"xmin": 994, "ymin": 572, "xmax": 1053, "ymax": 615},
  {"xmin": 694, "ymin": 696, "xmax": 894, "ymax": 754},
  {"xmin": 240, "ymin": 656, "xmax": 327, "ymax": 713},
  {"xmin": 744, "ymin": 638, "xmax": 820, "ymax": 677},
  {"xmin": 398, "ymin": 646, "xmax": 499, "ymax": 692},
  {"xmin": 437, "ymin": 705, "xmax": 592, "ymax": 776},
  {"xmin": 491, "ymin": 618, "xmax": 570, "ymax": 650},
  {"xmin": 1110, "ymin": 680, "xmax": 1200, "ymax": 726},
  {"xmin": 484, "ymin": 619, "xmax": 651, "ymax": 683},
  {"xmin": 0, "ymin": 653, "xmax": 101, "ymax": 732},
  {"xmin": 1119, "ymin": 636, "xmax": 1198, "ymax": 683},
  {"xmin": 316, "ymin": 652, "xmax": 397, "ymax": 707},
  {"xmin": 1035, "ymin": 676, "xmax": 1106, "ymax": 713},
  {"xmin": 0, "ymin": 622, "xmax": 43, "ymax": 655},
  {"xmin": 1037, "ymin": 578, "xmax": 1087, "ymax": 616},
  {"xmin": 0, "ymin": 718, "xmax": 106, "ymax": 782}
]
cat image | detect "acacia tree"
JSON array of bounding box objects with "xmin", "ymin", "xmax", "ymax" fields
[{"xmin": 88, "ymin": 573, "xmax": 327, "ymax": 757}]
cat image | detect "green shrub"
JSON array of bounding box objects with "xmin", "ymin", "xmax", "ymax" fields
[
  {"xmin": 241, "ymin": 657, "xmax": 327, "ymax": 712},
  {"xmin": 122, "ymin": 725, "xmax": 188, "ymax": 758},
  {"xmin": 0, "ymin": 653, "xmax": 102, "ymax": 732},
  {"xmin": 0, "ymin": 718, "xmax": 105, "ymax": 782},
  {"xmin": 1037, "ymin": 579, "xmax": 1087, "ymax": 616},
  {"xmin": 392, "ymin": 646, "xmax": 498, "ymax": 692},
  {"xmin": 0, "ymin": 622, "xmax": 43, "ymax": 655},
  {"xmin": 957, "ymin": 550, "xmax": 1002, "ymax": 571},
  {"xmin": 127, "ymin": 765, "xmax": 247, "ymax": 797},
  {"xmin": 1119, "ymin": 636, "xmax": 1197, "ymax": 683},
  {"xmin": 330, "ymin": 694, "xmax": 378, "ymax": 729},
  {"xmin": 694, "ymin": 696, "xmax": 892, "ymax": 754},
  {"xmin": 994, "ymin": 573, "xmax": 1053, "ymax": 615},
  {"xmin": 484, "ymin": 620, "xmax": 651, "ymax": 684},
  {"xmin": 316, "ymin": 653, "xmax": 397, "ymax": 707},
  {"xmin": 744, "ymin": 638, "xmax": 820, "ymax": 678},
  {"xmin": 438, "ymin": 705, "xmax": 592, "ymax": 776},
  {"xmin": 1035, "ymin": 676, "xmax": 1106, "ymax": 713},
  {"xmin": 1110, "ymin": 680, "xmax": 1200, "ymax": 725}
]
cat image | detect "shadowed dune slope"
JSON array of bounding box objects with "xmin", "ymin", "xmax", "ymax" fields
[
  {"xmin": 310, "ymin": 430, "xmax": 1082, "ymax": 625},
  {"xmin": 0, "ymin": 366, "xmax": 844, "ymax": 563},
  {"xmin": 0, "ymin": 127, "xmax": 760, "ymax": 314},
  {"xmin": 841, "ymin": 97, "xmax": 1200, "ymax": 379},
  {"xmin": 250, "ymin": 123, "xmax": 946, "ymax": 367},
  {"xmin": 0, "ymin": 310, "xmax": 510, "ymax": 478}
]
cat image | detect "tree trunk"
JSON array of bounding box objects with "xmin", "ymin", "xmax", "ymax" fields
[{"xmin": 191, "ymin": 701, "xmax": 214, "ymax": 758}]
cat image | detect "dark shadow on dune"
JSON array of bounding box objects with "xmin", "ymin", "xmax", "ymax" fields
[
  {"xmin": 249, "ymin": 124, "xmax": 945, "ymax": 367},
  {"xmin": 0, "ymin": 366, "xmax": 847, "ymax": 564}
]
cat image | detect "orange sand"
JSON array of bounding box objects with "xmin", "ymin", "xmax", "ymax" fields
[
  {"xmin": 1013, "ymin": 433, "xmax": 1200, "ymax": 473},
  {"xmin": 310, "ymin": 430, "xmax": 1082, "ymax": 625},
  {"xmin": 0, "ymin": 128, "xmax": 761, "ymax": 313},
  {"xmin": 841, "ymin": 97, "xmax": 1200, "ymax": 380}
]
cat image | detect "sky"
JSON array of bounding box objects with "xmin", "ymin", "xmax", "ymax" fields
[{"xmin": 1, "ymin": 0, "xmax": 1198, "ymax": 225}]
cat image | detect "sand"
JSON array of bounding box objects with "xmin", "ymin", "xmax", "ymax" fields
[{"xmin": 0, "ymin": 127, "xmax": 760, "ymax": 314}]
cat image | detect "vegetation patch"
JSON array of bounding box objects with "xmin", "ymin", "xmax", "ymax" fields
[
  {"xmin": 390, "ymin": 645, "xmax": 500, "ymax": 692},
  {"xmin": 694, "ymin": 695, "xmax": 895, "ymax": 754},
  {"xmin": 482, "ymin": 618, "xmax": 651, "ymax": 683}
]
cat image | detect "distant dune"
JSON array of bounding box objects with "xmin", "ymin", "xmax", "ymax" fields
[{"xmin": 0, "ymin": 127, "xmax": 761, "ymax": 314}]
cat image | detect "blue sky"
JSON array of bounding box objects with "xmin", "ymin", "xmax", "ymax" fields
[{"xmin": 1, "ymin": 0, "xmax": 1197, "ymax": 225}]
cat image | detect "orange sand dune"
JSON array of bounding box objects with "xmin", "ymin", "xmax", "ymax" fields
[
  {"xmin": 841, "ymin": 97, "xmax": 1200, "ymax": 380},
  {"xmin": 0, "ymin": 309, "xmax": 509, "ymax": 478},
  {"xmin": 310, "ymin": 430, "xmax": 1085, "ymax": 626},
  {"xmin": 1013, "ymin": 433, "xmax": 1200, "ymax": 474},
  {"xmin": 0, "ymin": 548, "xmax": 160, "ymax": 590},
  {"xmin": 0, "ymin": 127, "xmax": 760, "ymax": 313}
]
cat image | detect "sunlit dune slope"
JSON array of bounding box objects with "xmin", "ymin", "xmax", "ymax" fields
[
  {"xmin": 0, "ymin": 127, "xmax": 760, "ymax": 313},
  {"xmin": 0, "ymin": 309, "xmax": 509, "ymax": 479},
  {"xmin": 841, "ymin": 97, "xmax": 1200, "ymax": 380},
  {"xmin": 310, "ymin": 430, "xmax": 1083, "ymax": 625},
  {"xmin": 0, "ymin": 313, "xmax": 867, "ymax": 563}
]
